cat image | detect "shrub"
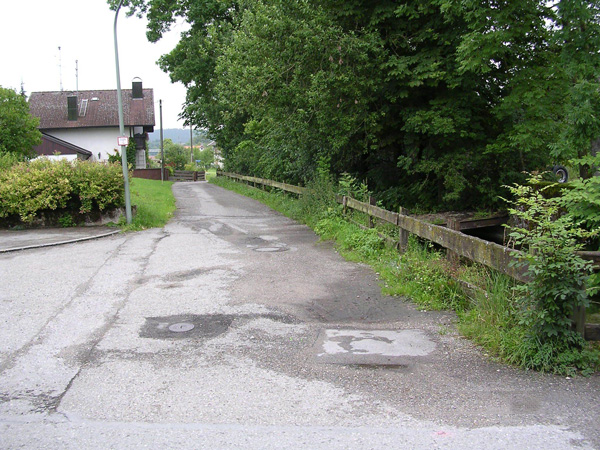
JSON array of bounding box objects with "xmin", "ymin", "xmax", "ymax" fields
[
  {"xmin": 71, "ymin": 161, "xmax": 125, "ymax": 213},
  {"xmin": 504, "ymin": 174, "xmax": 598, "ymax": 374},
  {"xmin": 0, "ymin": 152, "xmax": 22, "ymax": 170},
  {"xmin": 0, "ymin": 159, "xmax": 125, "ymax": 224}
]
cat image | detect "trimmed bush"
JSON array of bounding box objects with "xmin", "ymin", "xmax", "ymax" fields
[{"xmin": 0, "ymin": 159, "xmax": 125, "ymax": 224}]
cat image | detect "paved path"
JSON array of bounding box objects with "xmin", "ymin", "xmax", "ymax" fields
[{"xmin": 0, "ymin": 182, "xmax": 598, "ymax": 449}]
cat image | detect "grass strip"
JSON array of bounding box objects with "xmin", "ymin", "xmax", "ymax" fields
[{"xmin": 120, "ymin": 178, "xmax": 176, "ymax": 231}]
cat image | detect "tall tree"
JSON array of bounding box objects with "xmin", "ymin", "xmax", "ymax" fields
[
  {"xmin": 0, "ymin": 86, "xmax": 41, "ymax": 159},
  {"xmin": 552, "ymin": 0, "xmax": 600, "ymax": 177},
  {"xmin": 111, "ymin": 0, "xmax": 600, "ymax": 210}
]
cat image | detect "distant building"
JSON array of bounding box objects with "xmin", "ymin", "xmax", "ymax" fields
[
  {"xmin": 212, "ymin": 142, "xmax": 224, "ymax": 169},
  {"xmin": 28, "ymin": 79, "xmax": 155, "ymax": 168}
]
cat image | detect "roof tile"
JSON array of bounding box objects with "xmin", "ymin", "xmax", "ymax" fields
[{"xmin": 29, "ymin": 89, "xmax": 155, "ymax": 129}]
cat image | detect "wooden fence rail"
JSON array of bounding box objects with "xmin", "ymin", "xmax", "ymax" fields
[
  {"xmin": 170, "ymin": 170, "xmax": 206, "ymax": 182},
  {"xmin": 217, "ymin": 171, "xmax": 599, "ymax": 339},
  {"xmin": 344, "ymin": 196, "xmax": 529, "ymax": 282}
]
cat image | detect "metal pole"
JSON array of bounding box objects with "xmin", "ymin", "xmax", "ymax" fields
[
  {"xmin": 190, "ymin": 124, "xmax": 193, "ymax": 164},
  {"xmin": 160, "ymin": 100, "xmax": 164, "ymax": 182},
  {"xmin": 114, "ymin": 0, "xmax": 132, "ymax": 224}
]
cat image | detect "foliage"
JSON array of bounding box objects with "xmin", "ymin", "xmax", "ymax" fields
[
  {"xmin": 71, "ymin": 161, "xmax": 126, "ymax": 213},
  {"xmin": 338, "ymin": 172, "xmax": 370, "ymax": 203},
  {"xmin": 0, "ymin": 159, "xmax": 125, "ymax": 223},
  {"xmin": 58, "ymin": 213, "xmax": 76, "ymax": 228},
  {"xmin": 315, "ymin": 212, "xmax": 385, "ymax": 261},
  {"xmin": 108, "ymin": 141, "xmax": 136, "ymax": 168},
  {"xmin": 0, "ymin": 86, "xmax": 41, "ymax": 159},
  {"xmin": 112, "ymin": 0, "xmax": 600, "ymax": 212},
  {"xmin": 560, "ymin": 154, "xmax": 600, "ymax": 233},
  {"xmin": 559, "ymin": 154, "xmax": 600, "ymax": 292},
  {"xmin": 126, "ymin": 138, "xmax": 137, "ymax": 168},
  {"xmin": 0, "ymin": 152, "xmax": 21, "ymax": 170},
  {"xmin": 459, "ymin": 269, "xmax": 520, "ymax": 355},
  {"xmin": 163, "ymin": 139, "xmax": 188, "ymax": 170},
  {"xmin": 550, "ymin": 1, "xmax": 600, "ymax": 169},
  {"xmin": 193, "ymin": 147, "xmax": 214, "ymax": 169},
  {"xmin": 504, "ymin": 174, "xmax": 598, "ymax": 373},
  {"xmin": 121, "ymin": 178, "xmax": 176, "ymax": 231},
  {"xmin": 377, "ymin": 238, "xmax": 467, "ymax": 312},
  {"xmin": 295, "ymin": 161, "xmax": 340, "ymax": 226},
  {"xmin": 108, "ymin": 150, "xmax": 120, "ymax": 165}
]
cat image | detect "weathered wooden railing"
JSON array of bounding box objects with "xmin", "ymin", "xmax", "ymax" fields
[
  {"xmin": 218, "ymin": 172, "xmax": 306, "ymax": 194},
  {"xmin": 170, "ymin": 170, "xmax": 206, "ymax": 182},
  {"xmin": 217, "ymin": 171, "xmax": 599, "ymax": 340},
  {"xmin": 342, "ymin": 196, "xmax": 528, "ymax": 282}
]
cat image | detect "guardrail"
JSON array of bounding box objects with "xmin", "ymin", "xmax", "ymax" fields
[{"xmin": 217, "ymin": 171, "xmax": 599, "ymax": 339}]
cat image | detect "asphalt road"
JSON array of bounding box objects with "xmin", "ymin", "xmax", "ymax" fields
[{"xmin": 0, "ymin": 182, "xmax": 599, "ymax": 449}]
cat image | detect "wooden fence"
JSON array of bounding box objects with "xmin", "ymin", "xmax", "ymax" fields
[
  {"xmin": 217, "ymin": 171, "xmax": 600, "ymax": 340},
  {"xmin": 170, "ymin": 170, "xmax": 206, "ymax": 182},
  {"xmin": 132, "ymin": 168, "xmax": 169, "ymax": 181}
]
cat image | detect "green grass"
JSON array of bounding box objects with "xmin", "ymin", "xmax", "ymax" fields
[
  {"xmin": 120, "ymin": 178, "xmax": 176, "ymax": 231},
  {"xmin": 206, "ymin": 168, "xmax": 217, "ymax": 180}
]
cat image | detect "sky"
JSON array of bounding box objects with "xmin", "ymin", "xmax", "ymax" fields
[{"xmin": 0, "ymin": 0, "xmax": 188, "ymax": 129}]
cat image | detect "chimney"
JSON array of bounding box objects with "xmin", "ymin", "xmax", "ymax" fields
[
  {"xmin": 132, "ymin": 78, "xmax": 143, "ymax": 99},
  {"xmin": 67, "ymin": 95, "xmax": 78, "ymax": 121}
]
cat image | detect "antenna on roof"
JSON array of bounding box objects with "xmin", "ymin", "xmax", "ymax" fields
[
  {"xmin": 58, "ymin": 46, "xmax": 63, "ymax": 92},
  {"xmin": 75, "ymin": 59, "xmax": 79, "ymax": 97}
]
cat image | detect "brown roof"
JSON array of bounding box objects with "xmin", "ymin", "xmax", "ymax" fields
[
  {"xmin": 29, "ymin": 89, "xmax": 155, "ymax": 130},
  {"xmin": 34, "ymin": 133, "xmax": 92, "ymax": 159}
]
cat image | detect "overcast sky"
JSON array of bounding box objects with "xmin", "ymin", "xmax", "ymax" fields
[{"xmin": 0, "ymin": 0, "xmax": 188, "ymax": 129}]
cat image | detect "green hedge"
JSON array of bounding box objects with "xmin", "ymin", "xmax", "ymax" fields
[{"xmin": 0, "ymin": 159, "xmax": 125, "ymax": 223}]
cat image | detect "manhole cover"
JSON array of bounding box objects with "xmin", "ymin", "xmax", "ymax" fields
[
  {"xmin": 253, "ymin": 246, "xmax": 288, "ymax": 252},
  {"xmin": 140, "ymin": 314, "xmax": 234, "ymax": 340},
  {"xmin": 168, "ymin": 322, "xmax": 195, "ymax": 332}
]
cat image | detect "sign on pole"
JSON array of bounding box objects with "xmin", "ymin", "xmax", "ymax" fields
[{"xmin": 117, "ymin": 136, "xmax": 129, "ymax": 146}]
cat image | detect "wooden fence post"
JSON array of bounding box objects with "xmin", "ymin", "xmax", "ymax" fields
[
  {"xmin": 398, "ymin": 207, "xmax": 409, "ymax": 252},
  {"xmin": 343, "ymin": 196, "xmax": 348, "ymax": 216},
  {"xmin": 572, "ymin": 304, "xmax": 586, "ymax": 339},
  {"xmin": 446, "ymin": 218, "xmax": 461, "ymax": 264},
  {"xmin": 368, "ymin": 196, "xmax": 376, "ymax": 228}
]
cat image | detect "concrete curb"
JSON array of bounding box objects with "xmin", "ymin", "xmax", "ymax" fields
[{"xmin": 0, "ymin": 230, "xmax": 121, "ymax": 254}]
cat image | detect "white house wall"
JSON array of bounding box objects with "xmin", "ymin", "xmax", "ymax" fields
[{"xmin": 46, "ymin": 127, "xmax": 136, "ymax": 161}]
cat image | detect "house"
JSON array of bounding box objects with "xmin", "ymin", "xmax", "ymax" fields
[
  {"xmin": 34, "ymin": 133, "xmax": 92, "ymax": 161},
  {"xmin": 28, "ymin": 79, "xmax": 155, "ymax": 167}
]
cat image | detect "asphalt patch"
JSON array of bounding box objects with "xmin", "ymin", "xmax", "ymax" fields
[
  {"xmin": 313, "ymin": 329, "xmax": 436, "ymax": 366},
  {"xmin": 139, "ymin": 312, "xmax": 298, "ymax": 340},
  {"xmin": 140, "ymin": 314, "xmax": 234, "ymax": 340}
]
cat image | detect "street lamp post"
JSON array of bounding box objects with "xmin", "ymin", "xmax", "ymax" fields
[
  {"xmin": 160, "ymin": 99, "xmax": 164, "ymax": 182},
  {"xmin": 113, "ymin": 0, "xmax": 133, "ymax": 224}
]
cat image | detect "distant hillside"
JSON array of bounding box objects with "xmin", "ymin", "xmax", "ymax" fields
[
  {"xmin": 147, "ymin": 128, "xmax": 213, "ymax": 148},
  {"xmin": 148, "ymin": 128, "xmax": 194, "ymax": 145}
]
